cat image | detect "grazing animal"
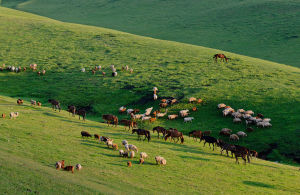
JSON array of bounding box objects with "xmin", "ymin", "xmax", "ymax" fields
[
  {"xmin": 197, "ymin": 99, "xmax": 203, "ymax": 103},
  {"xmin": 120, "ymin": 119, "xmax": 136, "ymax": 130},
  {"xmin": 213, "ymin": 54, "xmax": 229, "ymax": 62},
  {"xmin": 10, "ymin": 112, "xmax": 19, "ymax": 119},
  {"xmin": 31, "ymin": 99, "xmax": 36, "ymax": 106},
  {"xmin": 68, "ymin": 105, "xmax": 76, "ymax": 116},
  {"xmin": 159, "ymin": 103, "xmax": 168, "ymax": 108},
  {"xmin": 125, "ymin": 144, "xmax": 138, "ymax": 152},
  {"xmin": 192, "ymin": 107, "xmax": 197, "ymax": 112},
  {"xmin": 94, "ymin": 134, "xmax": 100, "ymax": 140},
  {"xmin": 37, "ymin": 71, "xmax": 41, "ymax": 76},
  {"xmin": 168, "ymin": 114, "xmax": 178, "ymax": 120},
  {"xmin": 229, "ymin": 134, "xmax": 239, "ymax": 141},
  {"xmin": 256, "ymin": 113, "xmax": 264, "ymax": 118},
  {"xmin": 64, "ymin": 166, "xmax": 75, "ymax": 173},
  {"xmin": 81, "ymin": 131, "xmax": 92, "ymax": 138},
  {"xmin": 203, "ymin": 131, "xmax": 211, "ymax": 136},
  {"xmin": 200, "ymin": 136, "xmax": 217, "ymax": 150},
  {"xmin": 237, "ymin": 131, "xmax": 247, "ymax": 137},
  {"xmin": 119, "ymin": 106, "xmax": 126, "ymax": 113},
  {"xmin": 156, "ymin": 109, "xmax": 168, "ymax": 118},
  {"xmin": 129, "ymin": 151, "xmax": 135, "ymax": 158},
  {"xmin": 107, "ymin": 139, "xmax": 114, "ymax": 148},
  {"xmin": 145, "ymin": 107, "xmax": 153, "ymax": 116},
  {"xmin": 102, "ymin": 114, "xmax": 118, "ymax": 127},
  {"xmin": 139, "ymin": 158, "xmax": 144, "ymax": 164},
  {"xmin": 112, "ymin": 144, "xmax": 118, "ymax": 150},
  {"xmin": 76, "ymin": 109, "xmax": 86, "ymax": 121},
  {"xmin": 102, "ymin": 72, "xmax": 106, "ymax": 76},
  {"xmin": 216, "ymin": 139, "xmax": 235, "ymax": 157},
  {"xmin": 149, "ymin": 117, "xmax": 156, "ymax": 123},
  {"xmin": 99, "ymin": 136, "xmax": 110, "ymax": 143},
  {"xmin": 179, "ymin": 110, "xmax": 189, "ymax": 117},
  {"xmin": 189, "ymin": 97, "xmax": 197, "ymax": 103},
  {"xmin": 75, "ymin": 164, "xmax": 82, "ymax": 171},
  {"xmin": 164, "ymin": 130, "xmax": 184, "ymax": 144},
  {"xmin": 48, "ymin": 99, "xmax": 61, "ymax": 112},
  {"xmin": 37, "ymin": 102, "xmax": 42, "ymax": 106},
  {"xmin": 155, "ymin": 156, "xmax": 166, "ymax": 165},
  {"xmin": 55, "ymin": 160, "xmax": 65, "ymax": 169},
  {"xmin": 153, "ymin": 126, "xmax": 167, "ymax": 138},
  {"xmin": 132, "ymin": 129, "xmax": 151, "ymax": 142},
  {"xmin": 153, "ymin": 94, "xmax": 158, "ymax": 100},
  {"xmin": 219, "ymin": 130, "xmax": 231, "ymax": 136},
  {"xmin": 42, "ymin": 70, "xmax": 46, "ymax": 75},
  {"xmin": 233, "ymin": 145, "xmax": 251, "ymax": 164},
  {"xmin": 218, "ymin": 103, "xmax": 226, "ymax": 109},
  {"xmin": 188, "ymin": 130, "xmax": 203, "ymax": 141},
  {"xmin": 17, "ymin": 99, "xmax": 24, "ymax": 105},
  {"xmin": 2, "ymin": 113, "xmax": 6, "ymax": 118},
  {"xmin": 233, "ymin": 118, "xmax": 242, "ymax": 123},
  {"xmin": 246, "ymin": 127, "xmax": 254, "ymax": 132},
  {"xmin": 250, "ymin": 150, "xmax": 258, "ymax": 158},
  {"xmin": 184, "ymin": 117, "xmax": 194, "ymax": 122},
  {"xmin": 81, "ymin": 68, "xmax": 85, "ymax": 72},
  {"xmin": 127, "ymin": 161, "xmax": 132, "ymax": 167},
  {"xmin": 112, "ymin": 72, "xmax": 117, "ymax": 77},
  {"xmin": 122, "ymin": 140, "xmax": 128, "ymax": 146},
  {"xmin": 140, "ymin": 152, "xmax": 148, "ymax": 159}
]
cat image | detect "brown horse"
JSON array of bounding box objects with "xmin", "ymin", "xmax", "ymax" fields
[
  {"xmin": 120, "ymin": 119, "xmax": 137, "ymax": 130},
  {"xmin": 102, "ymin": 114, "xmax": 118, "ymax": 127},
  {"xmin": 213, "ymin": 54, "xmax": 230, "ymax": 62},
  {"xmin": 164, "ymin": 130, "xmax": 184, "ymax": 144},
  {"xmin": 132, "ymin": 129, "xmax": 151, "ymax": 142},
  {"xmin": 76, "ymin": 109, "xmax": 86, "ymax": 121},
  {"xmin": 188, "ymin": 130, "xmax": 203, "ymax": 142},
  {"xmin": 67, "ymin": 105, "xmax": 76, "ymax": 117},
  {"xmin": 48, "ymin": 99, "xmax": 61, "ymax": 112},
  {"xmin": 153, "ymin": 126, "xmax": 167, "ymax": 138}
]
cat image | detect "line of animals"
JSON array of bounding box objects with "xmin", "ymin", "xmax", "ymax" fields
[
  {"xmin": 81, "ymin": 131, "xmax": 166, "ymax": 167},
  {"xmin": 0, "ymin": 63, "xmax": 46, "ymax": 75},
  {"xmin": 81, "ymin": 64, "xmax": 133, "ymax": 77},
  {"xmin": 55, "ymin": 160, "xmax": 82, "ymax": 174}
]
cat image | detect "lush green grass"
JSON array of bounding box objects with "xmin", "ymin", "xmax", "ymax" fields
[
  {"xmin": 0, "ymin": 96, "xmax": 300, "ymax": 194},
  {"xmin": 1, "ymin": 0, "xmax": 300, "ymax": 67},
  {"xmin": 0, "ymin": 7, "xmax": 299, "ymax": 166}
]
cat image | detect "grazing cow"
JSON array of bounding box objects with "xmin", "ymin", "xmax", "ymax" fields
[
  {"xmin": 94, "ymin": 134, "xmax": 100, "ymax": 140},
  {"xmin": 48, "ymin": 99, "xmax": 61, "ymax": 112},
  {"xmin": 164, "ymin": 130, "xmax": 184, "ymax": 144},
  {"xmin": 132, "ymin": 129, "xmax": 151, "ymax": 142},
  {"xmin": 188, "ymin": 130, "xmax": 203, "ymax": 142},
  {"xmin": 67, "ymin": 105, "xmax": 76, "ymax": 117},
  {"xmin": 17, "ymin": 99, "xmax": 24, "ymax": 105},
  {"xmin": 120, "ymin": 119, "xmax": 137, "ymax": 130},
  {"xmin": 102, "ymin": 114, "xmax": 118, "ymax": 127},
  {"xmin": 153, "ymin": 126, "xmax": 167, "ymax": 138},
  {"xmin": 200, "ymin": 136, "xmax": 217, "ymax": 150},
  {"xmin": 76, "ymin": 109, "xmax": 86, "ymax": 121},
  {"xmin": 64, "ymin": 166, "xmax": 75, "ymax": 173},
  {"xmin": 81, "ymin": 131, "xmax": 92, "ymax": 138}
]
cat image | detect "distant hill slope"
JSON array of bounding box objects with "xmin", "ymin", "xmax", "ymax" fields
[
  {"xmin": 2, "ymin": 0, "xmax": 300, "ymax": 67},
  {"xmin": 1, "ymin": 95, "xmax": 300, "ymax": 194},
  {"xmin": 0, "ymin": 7, "xmax": 299, "ymax": 165}
]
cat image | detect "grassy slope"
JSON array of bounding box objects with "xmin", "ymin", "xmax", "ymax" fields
[
  {"xmin": 0, "ymin": 7, "xmax": 299, "ymax": 164},
  {"xmin": 1, "ymin": 0, "xmax": 300, "ymax": 67},
  {"xmin": 0, "ymin": 96, "xmax": 300, "ymax": 194}
]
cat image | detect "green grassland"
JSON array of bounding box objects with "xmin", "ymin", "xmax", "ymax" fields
[
  {"xmin": 1, "ymin": 0, "xmax": 300, "ymax": 67},
  {"xmin": 1, "ymin": 96, "xmax": 300, "ymax": 194},
  {"xmin": 0, "ymin": 7, "xmax": 299, "ymax": 165}
]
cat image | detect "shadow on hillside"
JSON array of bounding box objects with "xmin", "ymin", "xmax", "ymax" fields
[
  {"xmin": 60, "ymin": 119, "xmax": 85, "ymax": 124},
  {"xmin": 179, "ymin": 155, "xmax": 210, "ymax": 161},
  {"xmin": 43, "ymin": 112, "xmax": 61, "ymax": 118},
  {"xmin": 251, "ymin": 162, "xmax": 278, "ymax": 169},
  {"xmin": 99, "ymin": 152, "xmax": 119, "ymax": 158},
  {"xmin": 243, "ymin": 181, "xmax": 275, "ymax": 189}
]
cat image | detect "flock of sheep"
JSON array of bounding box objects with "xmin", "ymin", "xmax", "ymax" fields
[
  {"xmin": 80, "ymin": 64, "xmax": 133, "ymax": 77},
  {"xmin": 0, "ymin": 63, "xmax": 46, "ymax": 75}
]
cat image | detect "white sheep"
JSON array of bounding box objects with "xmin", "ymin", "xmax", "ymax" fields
[
  {"xmin": 106, "ymin": 139, "xmax": 114, "ymax": 148},
  {"xmin": 129, "ymin": 151, "xmax": 135, "ymax": 158},
  {"xmin": 81, "ymin": 68, "xmax": 85, "ymax": 72},
  {"xmin": 142, "ymin": 116, "xmax": 151, "ymax": 121},
  {"xmin": 140, "ymin": 152, "xmax": 148, "ymax": 159},
  {"xmin": 157, "ymin": 109, "xmax": 168, "ymax": 118},
  {"xmin": 11, "ymin": 66, "xmax": 15, "ymax": 72},
  {"xmin": 112, "ymin": 72, "xmax": 117, "ymax": 77},
  {"xmin": 122, "ymin": 140, "xmax": 128, "ymax": 146},
  {"xmin": 221, "ymin": 128, "xmax": 232, "ymax": 133},
  {"xmin": 168, "ymin": 114, "xmax": 178, "ymax": 120},
  {"xmin": 237, "ymin": 109, "xmax": 245, "ymax": 113},
  {"xmin": 184, "ymin": 117, "xmax": 194, "ymax": 122},
  {"xmin": 153, "ymin": 94, "xmax": 158, "ymax": 100},
  {"xmin": 237, "ymin": 131, "xmax": 247, "ymax": 137},
  {"xmin": 112, "ymin": 67, "xmax": 117, "ymax": 72},
  {"xmin": 128, "ymin": 144, "xmax": 138, "ymax": 152},
  {"xmin": 145, "ymin": 107, "xmax": 153, "ymax": 116},
  {"xmin": 245, "ymin": 110, "xmax": 254, "ymax": 115},
  {"xmin": 263, "ymin": 118, "xmax": 271, "ymax": 122},
  {"xmin": 179, "ymin": 110, "xmax": 189, "ymax": 117},
  {"xmin": 218, "ymin": 103, "xmax": 226, "ymax": 109},
  {"xmin": 75, "ymin": 164, "xmax": 82, "ymax": 171},
  {"xmin": 119, "ymin": 106, "xmax": 126, "ymax": 111},
  {"xmin": 31, "ymin": 99, "xmax": 36, "ymax": 106},
  {"xmin": 132, "ymin": 114, "xmax": 144, "ymax": 119},
  {"xmin": 155, "ymin": 156, "xmax": 166, "ymax": 165},
  {"xmin": 161, "ymin": 158, "xmax": 167, "ymax": 165},
  {"xmin": 98, "ymin": 65, "xmax": 101, "ymax": 70},
  {"xmin": 229, "ymin": 134, "xmax": 239, "ymax": 141},
  {"xmin": 130, "ymin": 68, "xmax": 133, "ymax": 73},
  {"xmin": 110, "ymin": 65, "xmax": 115, "ymax": 70},
  {"xmin": 233, "ymin": 118, "xmax": 242, "ymax": 123},
  {"xmin": 10, "ymin": 112, "xmax": 19, "ymax": 119},
  {"xmin": 189, "ymin": 97, "xmax": 197, "ymax": 103},
  {"xmin": 232, "ymin": 112, "xmax": 242, "ymax": 118}
]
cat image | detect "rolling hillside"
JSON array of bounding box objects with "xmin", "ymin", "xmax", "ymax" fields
[
  {"xmin": 1, "ymin": 0, "xmax": 300, "ymax": 67},
  {"xmin": 0, "ymin": 6, "xmax": 299, "ymax": 166},
  {"xmin": 1, "ymin": 96, "xmax": 300, "ymax": 194}
]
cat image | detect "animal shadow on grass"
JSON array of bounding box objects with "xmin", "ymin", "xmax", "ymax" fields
[
  {"xmin": 251, "ymin": 163, "xmax": 278, "ymax": 169},
  {"xmin": 43, "ymin": 112, "xmax": 61, "ymax": 118},
  {"xmin": 243, "ymin": 181, "xmax": 275, "ymax": 189},
  {"xmin": 99, "ymin": 152, "xmax": 119, "ymax": 158},
  {"xmin": 60, "ymin": 119, "xmax": 84, "ymax": 124},
  {"xmin": 179, "ymin": 155, "xmax": 210, "ymax": 162}
]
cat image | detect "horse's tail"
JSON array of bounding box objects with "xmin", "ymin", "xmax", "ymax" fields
[{"xmin": 147, "ymin": 132, "xmax": 151, "ymax": 142}]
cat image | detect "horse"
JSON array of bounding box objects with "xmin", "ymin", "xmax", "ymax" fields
[
  {"xmin": 188, "ymin": 130, "xmax": 203, "ymax": 142},
  {"xmin": 67, "ymin": 105, "xmax": 76, "ymax": 117},
  {"xmin": 48, "ymin": 99, "xmax": 61, "ymax": 112},
  {"xmin": 132, "ymin": 129, "xmax": 151, "ymax": 142},
  {"xmin": 120, "ymin": 119, "xmax": 137, "ymax": 130},
  {"xmin": 152, "ymin": 126, "xmax": 167, "ymax": 139},
  {"xmin": 164, "ymin": 130, "xmax": 184, "ymax": 144},
  {"xmin": 213, "ymin": 54, "xmax": 230, "ymax": 62},
  {"xmin": 200, "ymin": 136, "xmax": 217, "ymax": 150},
  {"xmin": 102, "ymin": 114, "xmax": 118, "ymax": 127},
  {"xmin": 76, "ymin": 108, "xmax": 86, "ymax": 121}
]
